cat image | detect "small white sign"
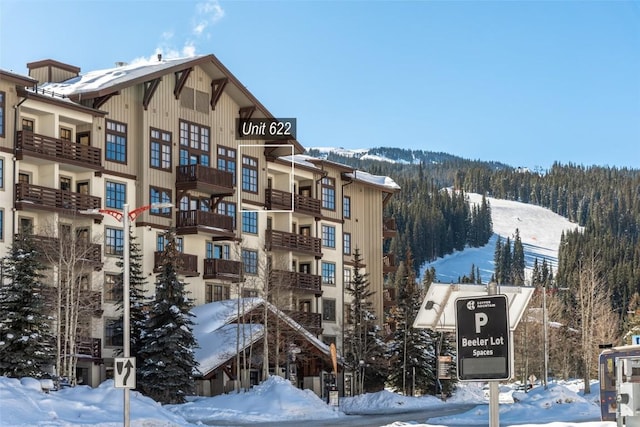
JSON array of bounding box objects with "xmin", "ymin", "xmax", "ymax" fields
[
  {"xmin": 633, "ymin": 335, "xmax": 640, "ymax": 345},
  {"xmin": 114, "ymin": 357, "xmax": 136, "ymax": 389}
]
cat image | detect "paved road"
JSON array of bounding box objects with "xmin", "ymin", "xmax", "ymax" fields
[{"xmin": 202, "ymin": 403, "xmax": 478, "ymax": 427}]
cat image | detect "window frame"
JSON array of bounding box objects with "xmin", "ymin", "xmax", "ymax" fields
[
  {"xmin": 242, "ymin": 249, "xmax": 259, "ymax": 275},
  {"xmin": 343, "ymin": 232, "xmax": 351, "ymax": 255},
  {"xmin": 105, "ymin": 119, "xmax": 127, "ymax": 163},
  {"xmin": 217, "ymin": 145, "xmax": 237, "ymax": 182},
  {"xmin": 105, "ymin": 181, "xmax": 126, "ymax": 209},
  {"xmin": 322, "ymin": 224, "xmax": 336, "ymax": 248},
  {"xmin": 104, "ymin": 272, "xmax": 123, "ymax": 302},
  {"xmin": 343, "ymin": 196, "xmax": 351, "ymax": 219},
  {"xmin": 105, "ymin": 227, "xmax": 124, "ymax": 256},
  {"xmin": 241, "ymin": 155, "xmax": 258, "ymax": 193},
  {"xmin": 321, "ymin": 177, "xmax": 336, "ymax": 210},
  {"xmin": 242, "ymin": 211, "xmax": 258, "ymax": 234},
  {"xmin": 179, "ymin": 120, "xmax": 210, "ymax": 166},
  {"xmin": 150, "ymin": 128, "xmax": 172, "ymax": 171},
  {"xmin": 321, "ymin": 261, "xmax": 336, "ymax": 286},
  {"xmin": 149, "ymin": 186, "xmax": 172, "ymax": 217},
  {"xmin": 322, "ymin": 298, "xmax": 336, "ymax": 322},
  {"xmin": 0, "ymin": 91, "xmax": 5, "ymax": 138}
]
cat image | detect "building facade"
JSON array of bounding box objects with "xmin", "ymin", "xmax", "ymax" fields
[{"xmin": 0, "ymin": 54, "xmax": 399, "ymax": 393}]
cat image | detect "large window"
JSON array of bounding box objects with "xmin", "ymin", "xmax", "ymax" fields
[
  {"xmin": 207, "ymin": 241, "xmax": 230, "ymax": 259},
  {"xmin": 242, "ymin": 249, "xmax": 258, "ymax": 275},
  {"xmin": 179, "ymin": 120, "xmax": 209, "ymax": 166},
  {"xmin": 321, "ymin": 177, "xmax": 336, "ymax": 210},
  {"xmin": 217, "ymin": 201, "xmax": 236, "ymax": 227},
  {"xmin": 150, "ymin": 187, "xmax": 172, "ymax": 217},
  {"xmin": 241, "ymin": 155, "xmax": 258, "ymax": 193},
  {"xmin": 321, "ymin": 261, "xmax": 336, "ymax": 285},
  {"xmin": 322, "ymin": 298, "xmax": 336, "ymax": 322},
  {"xmin": 104, "ymin": 273, "xmax": 123, "ymax": 302},
  {"xmin": 242, "ymin": 211, "xmax": 258, "ymax": 234},
  {"xmin": 105, "ymin": 228, "xmax": 124, "ymax": 255},
  {"xmin": 0, "ymin": 91, "xmax": 4, "ymax": 137},
  {"xmin": 217, "ymin": 145, "xmax": 236, "ymax": 182},
  {"xmin": 106, "ymin": 120, "xmax": 127, "ymax": 163},
  {"xmin": 0, "ymin": 209, "xmax": 3, "ymax": 241},
  {"xmin": 105, "ymin": 181, "xmax": 126, "ymax": 209},
  {"xmin": 343, "ymin": 233, "xmax": 351, "ymax": 255},
  {"xmin": 150, "ymin": 128, "xmax": 172, "ymax": 170},
  {"xmin": 0, "ymin": 157, "xmax": 3, "ymax": 189},
  {"xmin": 343, "ymin": 196, "xmax": 351, "ymax": 218},
  {"xmin": 322, "ymin": 225, "xmax": 336, "ymax": 248},
  {"xmin": 105, "ymin": 318, "xmax": 123, "ymax": 347}
]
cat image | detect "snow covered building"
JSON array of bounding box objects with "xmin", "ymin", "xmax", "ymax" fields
[{"xmin": 0, "ymin": 54, "xmax": 399, "ymax": 395}]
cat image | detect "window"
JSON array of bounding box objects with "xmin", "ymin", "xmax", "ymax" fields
[
  {"xmin": 344, "ymin": 268, "xmax": 352, "ymax": 287},
  {"xmin": 105, "ymin": 228, "xmax": 124, "ymax": 255},
  {"xmin": 241, "ymin": 155, "xmax": 258, "ymax": 193},
  {"xmin": 242, "ymin": 288, "xmax": 259, "ymax": 298},
  {"xmin": 322, "ymin": 299, "xmax": 336, "ymax": 322},
  {"xmin": 207, "ymin": 242, "xmax": 230, "ymax": 259},
  {"xmin": 106, "ymin": 120, "xmax": 127, "ymax": 163},
  {"xmin": 150, "ymin": 128, "xmax": 172, "ymax": 170},
  {"xmin": 217, "ymin": 201, "xmax": 236, "ymax": 227},
  {"xmin": 214, "ymin": 284, "xmax": 230, "ymax": 301},
  {"xmin": 343, "ymin": 196, "xmax": 351, "ymax": 218},
  {"xmin": 21, "ymin": 118, "xmax": 34, "ymax": 132},
  {"xmin": 343, "ymin": 232, "xmax": 351, "ymax": 255},
  {"xmin": 105, "ymin": 318, "xmax": 123, "ymax": 347},
  {"xmin": 0, "ymin": 91, "xmax": 4, "ymax": 137},
  {"xmin": 105, "ymin": 181, "xmax": 126, "ymax": 209},
  {"xmin": 217, "ymin": 145, "xmax": 236, "ymax": 182},
  {"xmin": 59, "ymin": 127, "xmax": 72, "ymax": 141},
  {"xmin": 321, "ymin": 177, "xmax": 335, "ymax": 210},
  {"xmin": 322, "ymin": 262, "xmax": 336, "ymax": 285},
  {"xmin": 179, "ymin": 120, "xmax": 209, "ymax": 166},
  {"xmin": 104, "ymin": 273, "xmax": 123, "ymax": 302},
  {"xmin": 19, "ymin": 217, "xmax": 33, "ymax": 235},
  {"xmin": 322, "ymin": 225, "xmax": 336, "ymax": 248},
  {"xmin": 149, "ymin": 187, "xmax": 172, "ymax": 217},
  {"xmin": 76, "ymin": 181, "xmax": 89, "ymax": 195},
  {"xmin": 0, "ymin": 209, "xmax": 3, "ymax": 241},
  {"xmin": 242, "ymin": 249, "xmax": 258, "ymax": 275},
  {"xmin": 0, "ymin": 158, "xmax": 3, "ymax": 189},
  {"xmin": 156, "ymin": 234, "xmax": 168, "ymax": 251},
  {"xmin": 242, "ymin": 211, "xmax": 258, "ymax": 234}
]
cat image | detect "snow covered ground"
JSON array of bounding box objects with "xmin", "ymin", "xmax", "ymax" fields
[{"xmin": 0, "ymin": 375, "xmax": 614, "ymax": 426}]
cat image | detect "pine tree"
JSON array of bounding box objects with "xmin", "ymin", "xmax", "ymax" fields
[
  {"xmin": 344, "ymin": 248, "xmax": 387, "ymax": 393},
  {"xmin": 112, "ymin": 230, "xmax": 148, "ymax": 375},
  {"xmin": 137, "ymin": 229, "xmax": 199, "ymax": 404},
  {"xmin": 0, "ymin": 234, "xmax": 55, "ymax": 378},
  {"xmin": 386, "ymin": 252, "xmax": 436, "ymax": 396},
  {"xmin": 511, "ymin": 229, "xmax": 525, "ymax": 285}
]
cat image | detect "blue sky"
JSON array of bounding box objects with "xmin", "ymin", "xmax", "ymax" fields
[{"xmin": 1, "ymin": 0, "xmax": 639, "ymax": 170}]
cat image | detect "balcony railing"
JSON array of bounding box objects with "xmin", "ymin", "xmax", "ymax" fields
[
  {"xmin": 265, "ymin": 188, "xmax": 321, "ymax": 217},
  {"xmin": 26, "ymin": 234, "xmax": 102, "ymax": 269},
  {"xmin": 383, "ymin": 253, "xmax": 397, "ymax": 273},
  {"xmin": 203, "ymin": 258, "xmax": 243, "ymax": 282},
  {"xmin": 176, "ymin": 210, "xmax": 235, "ymax": 239},
  {"xmin": 270, "ymin": 269, "xmax": 322, "ymax": 295},
  {"xmin": 383, "ymin": 217, "xmax": 398, "ymax": 238},
  {"xmin": 153, "ymin": 251, "xmax": 199, "ymax": 277},
  {"xmin": 175, "ymin": 164, "xmax": 234, "ymax": 196},
  {"xmin": 283, "ymin": 310, "xmax": 322, "ymax": 335},
  {"xmin": 17, "ymin": 130, "xmax": 102, "ymax": 169},
  {"xmin": 265, "ymin": 229, "xmax": 322, "ymax": 258},
  {"xmin": 15, "ymin": 182, "xmax": 101, "ymax": 213},
  {"xmin": 75, "ymin": 336, "xmax": 102, "ymax": 364}
]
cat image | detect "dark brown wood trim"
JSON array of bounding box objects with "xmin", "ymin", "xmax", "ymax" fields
[
  {"xmin": 16, "ymin": 86, "xmax": 107, "ymax": 116},
  {"xmin": 101, "ymin": 170, "xmax": 137, "ymax": 181},
  {"xmin": 142, "ymin": 78, "xmax": 161, "ymax": 110},
  {"xmin": 239, "ymin": 106, "xmax": 255, "ymax": 120},
  {"xmin": 210, "ymin": 78, "xmax": 227, "ymax": 110},
  {"xmin": 174, "ymin": 68, "xmax": 193, "ymax": 99},
  {"xmin": 93, "ymin": 92, "xmax": 118, "ymax": 109},
  {"xmin": 135, "ymin": 221, "xmax": 171, "ymax": 231}
]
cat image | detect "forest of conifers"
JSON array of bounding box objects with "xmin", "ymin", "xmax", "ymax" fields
[{"xmin": 306, "ymin": 148, "xmax": 640, "ymax": 319}]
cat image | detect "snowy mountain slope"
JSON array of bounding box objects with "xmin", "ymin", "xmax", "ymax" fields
[{"xmin": 422, "ymin": 193, "xmax": 582, "ymax": 284}]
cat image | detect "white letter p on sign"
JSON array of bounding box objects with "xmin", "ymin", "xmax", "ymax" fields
[{"xmin": 475, "ymin": 312, "xmax": 488, "ymax": 333}]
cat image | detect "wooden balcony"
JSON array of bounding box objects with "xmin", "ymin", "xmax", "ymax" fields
[
  {"xmin": 76, "ymin": 336, "xmax": 102, "ymax": 364},
  {"xmin": 283, "ymin": 310, "xmax": 322, "ymax": 335},
  {"xmin": 175, "ymin": 164, "xmax": 234, "ymax": 196},
  {"xmin": 265, "ymin": 188, "xmax": 321, "ymax": 217},
  {"xmin": 383, "ymin": 253, "xmax": 397, "ymax": 274},
  {"xmin": 176, "ymin": 210, "xmax": 236, "ymax": 240},
  {"xmin": 153, "ymin": 251, "xmax": 199, "ymax": 277},
  {"xmin": 270, "ymin": 269, "xmax": 322, "ymax": 296},
  {"xmin": 265, "ymin": 229, "xmax": 322, "ymax": 258},
  {"xmin": 15, "ymin": 182, "xmax": 101, "ymax": 214},
  {"xmin": 26, "ymin": 234, "xmax": 102, "ymax": 270},
  {"xmin": 383, "ymin": 287, "xmax": 397, "ymax": 308},
  {"xmin": 16, "ymin": 130, "xmax": 102, "ymax": 170},
  {"xmin": 203, "ymin": 258, "xmax": 243, "ymax": 282},
  {"xmin": 383, "ymin": 217, "xmax": 398, "ymax": 239}
]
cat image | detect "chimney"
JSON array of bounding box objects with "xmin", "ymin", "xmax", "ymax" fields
[
  {"xmin": 115, "ymin": 61, "xmax": 127, "ymax": 67},
  {"xmin": 157, "ymin": 53, "xmax": 162, "ymax": 62}
]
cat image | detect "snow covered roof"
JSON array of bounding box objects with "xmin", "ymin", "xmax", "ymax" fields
[
  {"xmin": 191, "ymin": 298, "xmax": 331, "ymax": 377},
  {"xmin": 282, "ymin": 154, "xmax": 400, "ymax": 192}
]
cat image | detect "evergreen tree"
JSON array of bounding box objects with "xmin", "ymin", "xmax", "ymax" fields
[
  {"xmin": 0, "ymin": 234, "xmax": 55, "ymax": 378},
  {"xmin": 137, "ymin": 229, "xmax": 199, "ymax": 404},
  {"xmin": 112, "ymin": 230, "xmax": 148, "ymax": 377},
  {"xmin": 386, "ymin": 251, "xmax": 436, "ymax": 396},
  {"xmin": 511, "ymin": 229, "xmax": 525, "ymax": 285},
  {"xmin": 493, "ymin": 236, "xmax": 503, "ymax": 284},
  {"xmin": 344, "ymin": 248, "xmax": 387, "ymax": 393}
]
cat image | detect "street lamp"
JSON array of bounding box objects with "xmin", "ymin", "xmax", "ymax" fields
[{"xmin": 81, "ymin": 202, "xmax": 172, "ymax": 427}]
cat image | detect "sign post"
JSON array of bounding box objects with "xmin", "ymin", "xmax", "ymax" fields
[{"xmin": 455, "ymin": 294, "xmax": 510, "ymax": 381}]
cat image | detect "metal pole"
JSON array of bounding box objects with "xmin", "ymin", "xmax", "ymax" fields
[
  {"xmin": 488, "ymin": 282, "xmax": 499, "ymax": 427},
  {"xmin": 123, "ymin": 203, "xmax": 131, "ymax": 427},
  {"xmin": 543, "ymin": 285, "xmax": 548, "ymax": 389}
]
